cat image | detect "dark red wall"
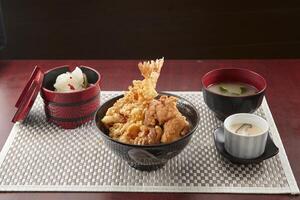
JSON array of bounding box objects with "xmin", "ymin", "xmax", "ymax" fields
[{"xmin": 1, "ymin": 0, "xmax": 300, "ymax": 59}]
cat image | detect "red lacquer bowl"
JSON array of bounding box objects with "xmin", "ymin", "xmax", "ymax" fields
[{"xmin": 41, "ymin": 66, "xmax": 101, "ymax": 129}]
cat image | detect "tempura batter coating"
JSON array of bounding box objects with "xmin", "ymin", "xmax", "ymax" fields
[
  {"xmin": 101, "ymin": 58, "xmax": 190, "ymax": 145},
  {"xmin": 144, "ymin": 96, "xmax": 190, "ymax": 143}
]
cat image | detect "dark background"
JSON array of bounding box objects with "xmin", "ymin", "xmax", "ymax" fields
[{"xmin": 1, "ymin": 0, "xmax": 300, "ymax": 59}]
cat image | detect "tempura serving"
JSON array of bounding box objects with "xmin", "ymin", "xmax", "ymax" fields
[{"xmin": 101, "ymin": 58, "xmax": 190, "ymax": 145}]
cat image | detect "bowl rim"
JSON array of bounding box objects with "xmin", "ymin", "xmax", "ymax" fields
[
  {"xmin": 201, "ymin": 68, "xmax": 267, "ymax": 98},
  {"xmin": 41, "ymin": 65, "xmax": 101, "ymax": 95},
  {"xmin": 94, "ymin": 92, "xmax": 200, "ymax": 148}
]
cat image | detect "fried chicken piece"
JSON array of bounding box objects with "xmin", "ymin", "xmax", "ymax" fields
[
  {"xmin": 109, "ymin": 123, "xmax": 125, "ymax": 139},
  {"xmin": 102, "ymin": 113, "xmax": 126, "ymax": 127},
  {"xmin": 144, "ymin": 96, "xmax": 178, "ymax": 126},
  {"xmin": 161, "ymin": 115, "xmax": 189, "ymax": 143},
  {"xmin": 118, "ymin": 123, "xmax": 141, "ymax": 144},
  {"xmin": 144, "ymin": 95, "xmax": 190, "ymax": 144},
  {"xmin": 156, "ymin": 96, "xmax": 179, "ymax": 125},
  {"xmin": 143, "ymin": 99, "xmax": 159, "ymax": 126},
  {"xmin": 134, "ymin": 126, "xmax": 163, "ymax": 145}
]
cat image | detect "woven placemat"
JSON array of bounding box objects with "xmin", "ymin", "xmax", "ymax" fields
[{"xmin": 0, "ymin": 91, "xmax": 298, "ymax": 194}]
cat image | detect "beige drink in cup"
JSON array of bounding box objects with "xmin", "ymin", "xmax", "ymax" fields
[{"xmin": 224, "ymin": 113, "xmax": 269, "ymax": 159}]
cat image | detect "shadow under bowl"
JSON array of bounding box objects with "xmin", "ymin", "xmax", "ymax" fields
[
  {"xmin": 94, "ymin": 93, "xmax": 200, "ymax": 171},
  {"xmin": 201, "ymin": 68, "xmax": 266, "ymax": 121}
]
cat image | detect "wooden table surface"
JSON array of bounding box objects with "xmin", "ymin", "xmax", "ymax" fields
[{"xmin": 0, "ymin": 60, "xmax": 299, "ymax": 200}]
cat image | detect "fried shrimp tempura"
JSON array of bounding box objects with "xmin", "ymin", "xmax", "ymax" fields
[
  {"xmin": 101, "ymin": 58, "xmax": 190, "ymax": 145},
  {"xmin": 101, "ymin": 58, "xmax": 164, "ymax": 143}
]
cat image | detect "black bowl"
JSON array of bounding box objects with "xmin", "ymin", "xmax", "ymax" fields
[
  {"xmin": 201, "ymin": 68, "xmax": 266, "ymax": 121},
  {"xmin": 95, "ymin": 93, "xmax": 199, "ymax": 171}
]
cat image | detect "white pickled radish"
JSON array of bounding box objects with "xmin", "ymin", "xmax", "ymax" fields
[
  {"xmin": 53, "ymin": 67, "xmax": 86, "ymax": 92},
  {"xmin": 71, "ymin": 67, "xmax": 84, "ymax": 84}
]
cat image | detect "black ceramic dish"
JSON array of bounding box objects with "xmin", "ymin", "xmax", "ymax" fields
[
  {"xmin": 201, "ymin": 68, "xmax": 267, "ymax": 121},
  {"xmin": 95, "ymin": 93, "xmax": 200, "ymax": 171},
  {"xmin": 213, "ymin": 127, "xmax": 279, "ymax": 164}
]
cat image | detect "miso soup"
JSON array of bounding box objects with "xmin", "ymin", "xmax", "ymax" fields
[{"xmin": 207, "ymin": 82, "xmax": 257, "ymax": 96}]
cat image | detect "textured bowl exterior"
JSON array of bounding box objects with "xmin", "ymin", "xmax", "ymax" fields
[
  {"xmin": 224, "ymin": 128, "xmax": 268, "ymax": 159},
  {"xmin": 95, "ymin": 93, "xmax": 200, "ymax": 171},
  {"xmin": 101, "ymin": 131, "xmax": 193, "ymax": 171},
  {"xmin": 41, "ymin": 66, "xmax": 101, "ymax": 129}
]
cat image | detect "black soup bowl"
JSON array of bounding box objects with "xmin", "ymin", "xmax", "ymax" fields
[
  {"xmin": 202, "ymin": 68, "xmax": 267, "ymax": 121},
  {"xmin": 95, "ymin": 93, "xmax": 199, "ymax": 171}
]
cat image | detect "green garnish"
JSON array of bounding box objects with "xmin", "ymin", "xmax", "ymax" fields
[
  {"xmin": 240, "ymin": 86, "xmax": 248, "ymax": 94},
  {"xmin": 218, "ymin": 85, "xmax": 248, "ymax": 96},
  {"xmin": 219, "ymin": 86, "xmax": 228, "ymax": 93}
]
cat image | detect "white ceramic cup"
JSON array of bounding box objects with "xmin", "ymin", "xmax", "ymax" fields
[{"xmin": 224, "ymin": 113, "xmax": 269, "ymax": 159}]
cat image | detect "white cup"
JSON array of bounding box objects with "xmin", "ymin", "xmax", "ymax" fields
[{"xmin": 224, "ymin": 113, "xmax": 269, "ymax": 159}]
